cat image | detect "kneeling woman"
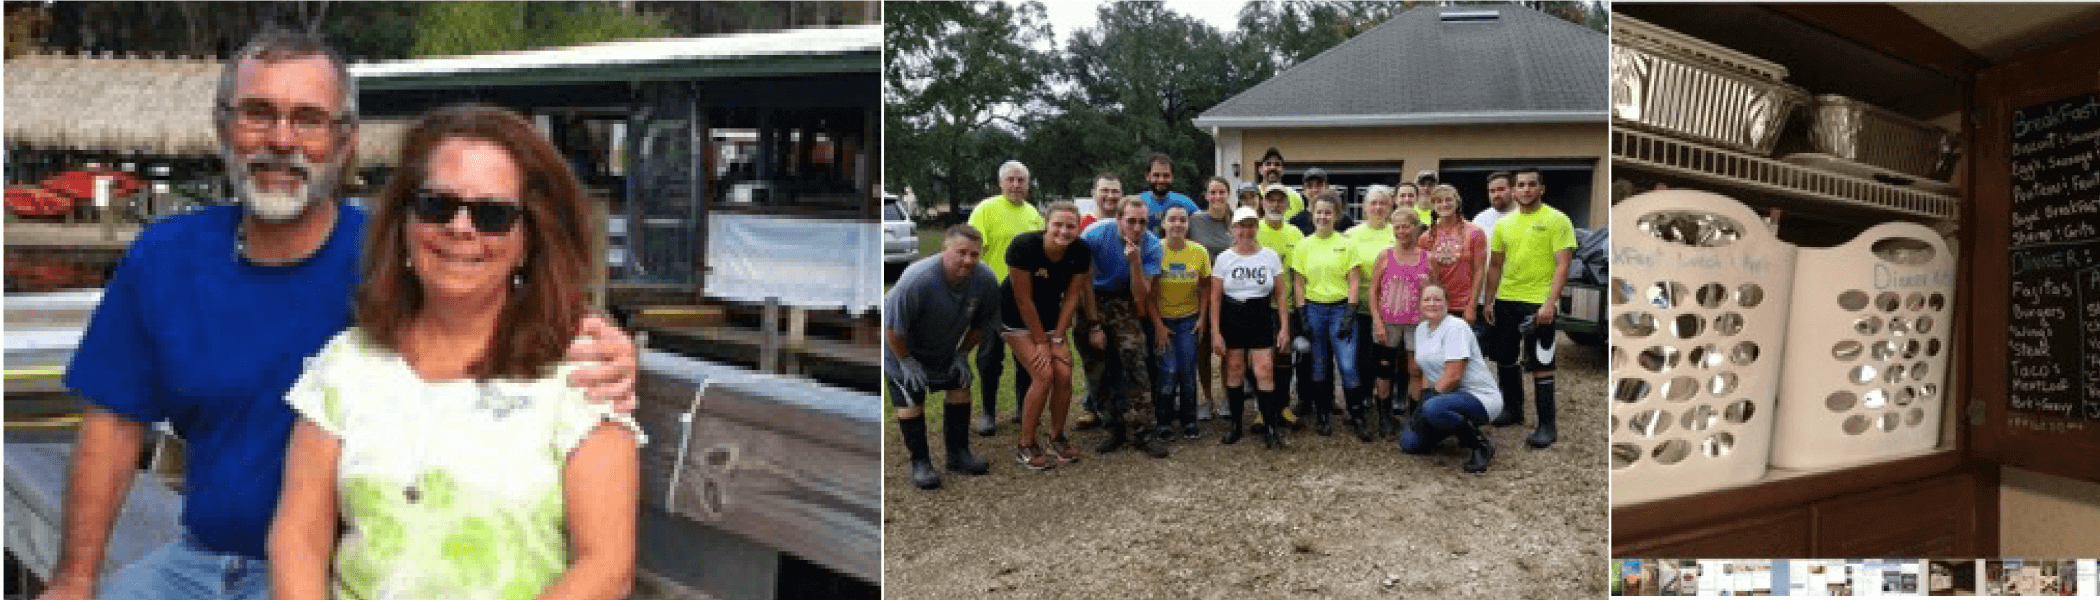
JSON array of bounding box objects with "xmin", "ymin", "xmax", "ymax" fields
[
  {"xmin": 1399, "ymin": 284, "xmax": 1503, "ymax": 474},
  {"xmin": 271, "ymin": 106, "xmax": 642, "ymax": 599},
  {"xmin": 1209, "ymin": 207, "xmax": 1292, "ymax": 448}
]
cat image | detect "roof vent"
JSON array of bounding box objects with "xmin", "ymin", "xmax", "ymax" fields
[{"xmin": 1440, "ymin": 10, "xmax": 1500, "ymax": 23}]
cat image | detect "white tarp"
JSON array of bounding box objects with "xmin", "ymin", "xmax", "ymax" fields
[{"xmin": 704, "ymin": 214, "xmax": 880, "ymax": 314}]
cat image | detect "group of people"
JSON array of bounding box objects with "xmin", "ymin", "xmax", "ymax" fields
[
  {"xmin": 885, "ymin": 147, "xmax": 1575, "ymax": 488},
  {"xmin": 45, "ymin": 30, "xmax": 645, "ymax": 600}
]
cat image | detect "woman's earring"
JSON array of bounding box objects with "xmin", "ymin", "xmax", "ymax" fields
[{"xmin": 513, "ymin": 272, "xmax": 524, "ymax": 288}]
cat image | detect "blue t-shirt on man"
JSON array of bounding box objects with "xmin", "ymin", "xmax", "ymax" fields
[
  {"xmin": 1080, "ymin": 220, "xmax": 1163, "ymax": 294},
  {"xmin": 64, "ymin": 203, "xmax": 366, "ymax": 559},
  {"xmin": 1140, "ymin": 190, "xmax": 1200, "ymax": 230}
]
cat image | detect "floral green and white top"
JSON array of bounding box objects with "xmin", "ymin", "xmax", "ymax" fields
[{"xmin": 287, "ymin": 328, "xmax": 645, "ymax": 600}]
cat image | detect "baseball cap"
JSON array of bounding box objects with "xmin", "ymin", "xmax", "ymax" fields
[
  {"xmin": 1416, "ymin": 169, "xmax": 1439, "ymax": 183},
  {"xmin": 1237, "ymin": 183, "xmax": 1259, "ymax": 196},
  {"xmin": 1303, "ymin": 167, "xmax": 1329, "ymax": 182},
  {"xmin": 1232, "ymin": 206, "xmax": 1261, "ymax": 224}
]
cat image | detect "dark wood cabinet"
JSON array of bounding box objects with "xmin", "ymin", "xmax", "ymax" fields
[{"xmin": 1612, "ymin": 5, "xmax": 2100, "ymax": 558}]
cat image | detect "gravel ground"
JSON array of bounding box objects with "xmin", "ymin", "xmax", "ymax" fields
[{"xmin": 883, "ymin": 334, "xmax": 1609, "ymax": 599}]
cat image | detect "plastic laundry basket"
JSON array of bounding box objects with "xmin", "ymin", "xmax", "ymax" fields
[
  {"xmin": 1611, "ymin": 190, "xmax": 1796, "ymax": 506},
  {"xmin": 1771, "ymin": 222, "xmax": 1955, "ymax": 470}
]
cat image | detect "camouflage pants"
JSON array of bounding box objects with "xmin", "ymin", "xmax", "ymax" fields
[{"xmin": 1093, "ymin": 294, "xmax": 1155, "ymax": 428}]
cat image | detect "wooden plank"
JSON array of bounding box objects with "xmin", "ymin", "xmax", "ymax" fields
[
  {"xmin": 3, "ymin": 223, "xmax": 140, "ymax": 250},
  {"xmin": 4, "ymin": 440, "xmax": 183, "ymax": 580},
  {"xmin": 630, "ymin": 352, "xmax": 878, "ymax": 584},
  {"xmin": 635, "ymin": 506, "xmax": 776, "ymax": 600},
  {"xmin": 1614, "ymin": 507, "xmax": 1812, "ymax": 558},
  {"xmin": 1768, "ymin": 4, "xmax": 1990, "ymax": 81},
  {"xmin": 1613, "ymin": 451, "xmax": 1962, "ymax": 545},
  {"xmin": 1813, "ymin": 471, "xmax": 1977, "ymax": 557}
]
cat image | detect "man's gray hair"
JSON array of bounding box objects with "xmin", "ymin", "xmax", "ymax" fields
[
  {"xmin": 215, "ymin": 28, "xmax": 359, "ymax": 131},
  {"xmin": 997, "ymin": 160, "xmax": 1029, "ymax": 180}
]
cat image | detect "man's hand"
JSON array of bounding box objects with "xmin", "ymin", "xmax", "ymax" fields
[
  {"xmin": 892, "ymin": 356, "xmax": 927, "ymax": 395},
  {"xmin": 1373, "ymin": 324, "xmax": 1388, "ymax": 346},
  {"xmin": 1124, "ymin": 237, "xmax": 1142, "ymax": 260},
  {"xmin": 35, "ymin": 579, "xmax": 94, "ymax": 600},
  {"xmin": 1212, "ymin": 331, "xmax": 1228, "ymax": 358},
  {"xmin": 1089, "ymin": 327, "xmax": 1107, "ymax": 350},
  {"xmin": 1153, "ymin": 321, "xmax": 1169, "ymax": 353},
  {"xmin": 1535, "ymin": 302, "xmax": 1557, "ymax": 327},
  {"xmin": 945, "ymin": 357, "xmax": 973, "ymax": 390},
  {"xmin": 567, "ymin": 313, "xmax": 638, "ymax": 411},
  {"xmin": 1481, "ymin": 303, "xmax": 1496, "ymax": 326}
]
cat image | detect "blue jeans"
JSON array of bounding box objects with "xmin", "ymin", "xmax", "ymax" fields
[
  {"xmin": 97, "ymin": 534, "xmax": 270, "ymax": 600},
  {"xmin": 1304, "ymin": 302, "xmax": 1360, "ymax": 389},
  {"xmin": 1155, "ymin": 315, "xmax": 1200, "ymax": 426},
  {"xmin": 1399, "ymin": 391, "xmax": 1490, "ymax": 453}
]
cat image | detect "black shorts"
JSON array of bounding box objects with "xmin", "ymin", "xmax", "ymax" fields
[
  {"xmin": 1487, "ymin": 300, "xmax": 1558, "ymax": 371},
  {"xmin": 886, "ymin": 367, "xmax": 968, "ymax": 408},
  {"xmin": 1220, "ymin": 297, "xmax": 1279, "ymax": 350}
]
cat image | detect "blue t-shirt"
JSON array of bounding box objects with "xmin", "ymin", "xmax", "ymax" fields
[
  {"xmin": 1140, "ymin": 190, "xmax": 1201, "ymax": 230},
  {"xmin": 64, "ymin": 203, "xmax": 366, "ymax": 558},
  {"xmin": 1081, "ymin": 220, "xmax": 1163, "ymax": 293}
]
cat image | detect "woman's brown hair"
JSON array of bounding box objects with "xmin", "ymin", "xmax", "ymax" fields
[{"xmin": 356, "ymin": 104, "xmax": 596, "ymax": 380}]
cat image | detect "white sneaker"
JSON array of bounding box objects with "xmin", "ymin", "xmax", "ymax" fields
[{"xmin": 1196, "ymin": 403, "xmax": 1213, "ymax": 421}]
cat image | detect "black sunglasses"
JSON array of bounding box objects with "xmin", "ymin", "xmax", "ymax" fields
[{"xmin": 412, "ymin": 189, "xmax": 524, "ymax": 234}]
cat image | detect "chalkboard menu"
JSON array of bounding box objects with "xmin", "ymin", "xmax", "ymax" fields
[{"xmin": 2007, "ymin": 93, "xmax": 2100, "ymax": 431}]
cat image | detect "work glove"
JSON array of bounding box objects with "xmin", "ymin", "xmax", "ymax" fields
[{"xmin": 892, "ymin": 356, "xmax": 927, "ymax": 396}]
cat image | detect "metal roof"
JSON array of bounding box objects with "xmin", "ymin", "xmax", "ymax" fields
[
  {"xmin": 350, "ymin": 25, "xmax": 881, "ymax": 91},
  {"xmin": 1193, "ymin": 4, "xmax": 1608, "ymax": 129}
]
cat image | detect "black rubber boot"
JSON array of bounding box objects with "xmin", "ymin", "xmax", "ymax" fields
[
  {"xmin": 1096, "ymin": 415, "xmax": 1127, "ymax": 454},
  {"xmin": 1346, "ymin": 386, "xmax": 1373, "ymax": 442},
  {"xmin": 1491, "ymin": 365, "xmax": 1526, "ymax": 427},
  {"xmin": 1221, "ymin": 386, "xmax": 1246, "ymax": 445},
  {"xmin": 1459, "ymin": 418, "xmax": 1495, "ymax": 475},
  {"xmin": 899, "ymin": 416, "xmax": 941, "ymax": 490},
  {"xmin": 943, "ymin": 403, "xmax": 991, "ymax": 474},
  {"xmin": 1259, "ymin": 389, "xmax": 1288, "ymax": 449},
  {"xmin": 1370, "ymin": 393, "xmax": 1393, "ymax": 440},
  {"xmin": 1526, "ymin": 376, "xmax": 1558, "ymax": 449},
  {"xmin": 1312, "ymin": 382, "xmax": 1334, "ymax": 436}
]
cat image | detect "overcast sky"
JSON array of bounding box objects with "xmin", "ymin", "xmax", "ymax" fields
[{"xmin": 1038, "ymin": 0, "xmax": 1245, "ymax": 48}]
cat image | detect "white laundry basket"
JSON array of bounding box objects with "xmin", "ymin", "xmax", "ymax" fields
[
  {"xmin": 1771, "ymin": 222, "xmax": 1955, "ymax": 470},
  {"xmin": 1611, "ymin": 190, "xmax": 1796, "ymax": 506}
]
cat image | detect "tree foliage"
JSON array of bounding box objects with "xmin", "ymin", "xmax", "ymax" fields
[
  {"xmin": 884, "ymin": 1, "xmax": 1604, "ymax": 215},
  {"xmin": 411, "ymin": 2, "xmax": 671, "ymax": 57},
  {"xmin": 884, "ymin": 1, "xmax": 1054, "ymax": 221}
]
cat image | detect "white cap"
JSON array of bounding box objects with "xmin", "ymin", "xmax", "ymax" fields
[{"xmin": 1232, "ymin": 206, "xmax": 1261, "ymax": 224}]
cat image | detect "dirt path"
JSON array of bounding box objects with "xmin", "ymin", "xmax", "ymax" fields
[{"xmin": 884, "ymin": 335, "xmax": 1609, "ymax": 599}]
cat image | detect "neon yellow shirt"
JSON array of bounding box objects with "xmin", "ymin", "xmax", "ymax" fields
[
  {"xmin": 1346, "ymin": 223, "xmax": 1395, "ymax": 314},
  {"xmin": 967, "ymin": 195, "xmax": 1043, "ymax": 282},
  {"xmin": 1290, "ymin": 231, "xmax": 1358, "ymax": 304},
  {"xmin": 1156, "ymin": 241, "xmax": 1210, "ymax": 319},
  {"xmin": 1262, "ymin": 183, "xmax": 1306, "ymax": 221},
  {"xmin": 1489, "ymin": 204, "xmax": 1578, "ymax": 304},
  {"xmin": 1255, "ymin": 221, "xmax": 1304, "ymax": 304}
]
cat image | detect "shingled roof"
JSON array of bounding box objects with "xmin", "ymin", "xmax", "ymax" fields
[{"xmin": 1193, "ymin": 4, "xmax": 1607, "ymax": 128}]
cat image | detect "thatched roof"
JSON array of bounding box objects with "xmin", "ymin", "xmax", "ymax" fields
[{"xmin": 5, "ymin": 53, "xmax": 405, "ymax": 166}]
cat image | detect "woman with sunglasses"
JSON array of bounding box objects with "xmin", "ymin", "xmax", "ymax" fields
[{"xmin": 271, "ymin": 105, "xmax": 641, "ymax": 600}]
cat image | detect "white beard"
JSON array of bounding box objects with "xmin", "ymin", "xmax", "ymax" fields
[{"xmin": 226, "ymin": 148, "xmax": 342, "ymax": 223}]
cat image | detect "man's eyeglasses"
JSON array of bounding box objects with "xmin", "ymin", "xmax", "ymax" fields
[
  {"xmin": 220, "ymin": 100, "xmax": 345, "ymax": 136},
  {"xmin": 412, "ymin": 189, "xmax": 525, "ymax": 234}
]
